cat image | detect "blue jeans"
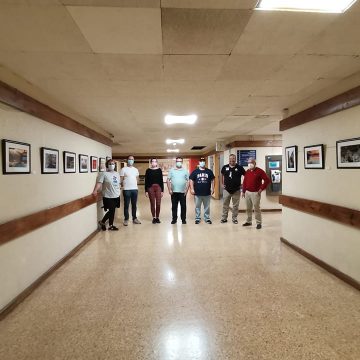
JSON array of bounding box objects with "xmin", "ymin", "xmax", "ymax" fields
[
  {"xmin": 195, "ymin": 195, "xmax": 211, "ymax": 221},
  {"xmin": 123, "ymin": 190, "xmax": 138, "ymax": 220}
]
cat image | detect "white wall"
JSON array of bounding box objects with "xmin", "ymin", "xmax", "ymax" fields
[
  {"xmin": 229, "ymin": 146, "xmax": 282, "ymax": 210},
  {"xmin": 0, "ymin": 107, "xmax": 111, "ymax": 310},
  {"xmin": 282, "ymin": 105, "xmax": 360, "ymax": 281}
]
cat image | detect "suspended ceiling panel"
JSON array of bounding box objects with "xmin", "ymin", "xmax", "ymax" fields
[
  {"xmin": 62, "ymin": 0, "xmax": 160, "ymax": 6},
  {"xmin": 161, "ymin": 0, "xmax": 258, "ymax": 9},
  {"xmin": 67, "ymin": 6, "xmax": 162, "ymax": 54}
]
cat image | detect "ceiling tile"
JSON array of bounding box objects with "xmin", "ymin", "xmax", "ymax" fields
[
  {"xmin": 67, "ymin": 6, "xmax": 162, "ymax": 54},
  {"xmin": 161, "ymin": 0, "xmax": 257, "ymax": 9},
  {"xmin": 162, "ymin": 8, "xmax": 252, "ymax": 54},
  {"xmin": 62, "ymin": 0, "xmax": 160, "ymax": 6}
]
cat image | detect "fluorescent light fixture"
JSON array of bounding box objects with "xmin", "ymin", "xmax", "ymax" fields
[
  {"xmin": 167, "ymin": 149, "xmax": 180, "ymax": 153},
  {"xmin": 166, "ymin": 138, "xmax": 185, "ymax": 145},
  {"xmin": 165, "ymin": 114, "xmax": 197, "ymax": 125},
  {"xmin": 256, "ymin": 0, "xmax": 357, "ymax": 13}
]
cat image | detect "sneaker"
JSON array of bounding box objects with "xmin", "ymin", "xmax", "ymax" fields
[
  {"xmin": 152, "ymin": 218, "xmax": 157, "ymax": 224},
  {"xmin": 133, "ymin": 218, "xmax": 141, "ymax": 224},
  {"xmin": 195, "ymin": 219, "xmax": 200, "ymax": 224},
  {"xmin": 220, "ymin": 219, "xmax": 227, "ymax": 223},
  {"xmin": 206, "ymin": 220, "xmax": 212, "ymax": 224},
  {"xmin": 123, "ymin": 220, "xmax": 129, "ymax": 226},
  {"xmin": 155, "ymin": 218, "xmax": 161, "ymax": 223},
  {"xmin": 256, "ymin": 224, "xmax": 262, "ymax": 229},
  {"xmin": 98, "ymin": 221, "xmax": 106, "ymax": 231},
  {"xmin": 232, "ymin": 219, "xmax": 238, "ymax": 224},
  {"xmin": 171, "ymin": 220, "xmax": 177, "ymax": 224},
  {"xmin": 242, "ymin": 222, "xmax": 252, "ymax": 227},
  {"xmin": 182, "ymin": 220, "xmax": 187, "ymax": 224},
  {"xmin": 108, "ymin": 225, "xmax": 119, "ymax": 231}
]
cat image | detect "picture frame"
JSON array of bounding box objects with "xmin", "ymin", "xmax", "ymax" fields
[
  {"xmin": 99, "ymin": 157, "xmax": 106, "ymax": 172},
  {"xmin": 79, "ymin": 154, "xmax": 89, "ymax": 173},
  {"xmin": 304, "ymin": 144, "xmax": 324, "ymax": 169},
  {"xmin": 91, "ymin": 156, "xmax": 98, "ymax": 172},
  {"xmin": 285, "ymin": 145, "xmax": 298, "ymax": 172},
  {"xmin": 63, "ymin": 151, "xmax": 76, "ymax": 173},
  {"xmin": 1, "ymin": 139, "xmax": 31, "ymax": 175},
  {"xmin": 336, "ymin": 137, "xmax": 360, "ymax": 169},
  {"xmin": 41, "ymin": 147, "xmax": 59, "ymax": 174}
]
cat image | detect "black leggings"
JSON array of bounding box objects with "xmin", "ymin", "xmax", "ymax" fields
[{"xmin": 102, "ymin": 197, "xmax": 120, "ymax": 226}]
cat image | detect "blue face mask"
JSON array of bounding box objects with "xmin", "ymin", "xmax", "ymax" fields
[
  {"xmin": 176, "ymin": 161, "xmax": 182, "ymax": 168},
  {"xmin": 199, "ymin": 161, "xmax": 205, "ymax": 168},
  {"xmin": 128, "ymin": 159, "xmax": 134, "ymax": 166}
]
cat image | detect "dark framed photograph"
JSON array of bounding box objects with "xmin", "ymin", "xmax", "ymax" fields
[
  {"xmin": 106, "ymin": 156, "xmax": 111, "ymax": 162},
  {"xmin": 285, "ymin": 145, "xmax": 297, "ymax": 172},
  {"xmin": 91, "ymin": 156, "xmax": 98, "ymax": 172},
  {"xmin": 63, "ymin": 151, "xmax": 76, "ymax": 173},
  {"xmin": 41, "ymin": 147, "xmax": 59, "ymax": 174},
  {"xmin": 79, "ymin": 154, "xmax": 89, "ymax": 173},
  {"xmin": 99, "ymin": 157, "xmax": 106, "ymax": 172},
  {"xmin": 1, "ymin": 139, "xmax": 31, "ymax": 174},
  {"xmin": 336, "ymin": 137, "xmax": 360, "ymax": 169},
  {"xmin": 304, "ymin": 144, "xmax": 324, "ymax": 169}
]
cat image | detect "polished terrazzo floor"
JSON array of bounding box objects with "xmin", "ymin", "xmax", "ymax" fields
[{"xmin": 0, "ymin": 191, "xmax": 359, "ymax": 360}]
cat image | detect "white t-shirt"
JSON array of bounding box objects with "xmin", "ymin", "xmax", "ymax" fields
[{"xmin": 120, "ymin": 166, "xmax": 139, "ymax": 190}]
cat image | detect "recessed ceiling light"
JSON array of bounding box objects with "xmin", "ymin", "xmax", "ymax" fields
[
  {"xmin": 167, "ymin": 149, "xmax": 180, "ymax": 153},
  {"xmin": 166, "ymin": 138, "xmax": 185, "ymax": 145},
  {"xmin": 165, "ymin": 114, "xmax": 197, "ymax": 125},
  {"xmin": 256, "ymin": 0, "xmax": 357, "ymax": 13}
]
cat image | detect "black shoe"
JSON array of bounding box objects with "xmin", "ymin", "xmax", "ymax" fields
[
  {"xmin": 195, "ymin": 220, "xmax": 200, "ymax": 224},
  {"xmin": 171, "ymin": 220, "xmax": 177, "ymax": 224},
  {"xmin": 182, "ymin": 220, "xmax": 187, "ymax": 224},
  {"xmin": 108, "ymin": 225, "xmax": 119, "ymax": 231},
  {"xmin": 206, "ymin": 220, "xmax": 212, "ymax": 224},
  {"xmin": 152, "ymin": 218, "xmax": 157, "ymax": 224},
  {"xmin": 256, "ymin": 224, "xmax": 262, "ymax": 229},
  {"xmin": 220, "ymin": 219, "xmax": 227, "ymax": 223},
  {"xmin": 156, "ymin": 218, "xmax": 161, "ymax": 223},
  {"xmin": 242, "ymin": 222, "xmax": 252, "ymax": 226},
  {"xmin": 98, "ymin": 221, "xmax": 106, "ymax": 231},
  {"xmin": 232, "ymin": 219, "xmax": 238, "ymax": 224}
]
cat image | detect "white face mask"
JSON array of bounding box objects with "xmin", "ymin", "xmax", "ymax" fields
[
  {"xmin": 151, "ymin": 161, "xmax": 157, "ymax": 167},
  {"xmin": 248, "ymin": 163, "xmax": 255, "ymax": 169},
  {"xmin": 108, "ymin": 164, "xmax": 115, "ymax": 171}
]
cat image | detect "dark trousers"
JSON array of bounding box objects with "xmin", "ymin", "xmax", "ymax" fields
[
  {"xmin": 123, "ymin": 190, "xmax": 138, "ymax": 220},
  {"xmin": 148, "ymin": 184, "xmax": 162, "ymax": 218},
  {"xmin": 171, "ymin": 192, "xmax": 186, "ymax": 221},
  {"xmin": 101, "ymin": 198, "xmax": 119, "ymax": 226}
]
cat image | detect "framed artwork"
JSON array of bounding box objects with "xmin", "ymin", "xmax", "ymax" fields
[
  {"xmin": 91, "ymin": 156, "xmax": 98, "ymax": 172},
  {"xmin": 63, "ymin": 151, "xmax": 76, "ymax": 173},
  {"xmin": 336, "ymin": 137, "xmax": 360, "ymax": 169},
  {"xmin": 237, "ymin": 150, "xmax": 257, "ymax": 166},
  {"xmin": 106, "ymin": 156, "xmax": 111, "ymax": 162},
  {"xmin": 41, "ymin": 147, "xmax": 59, "ymax": 174},
  {"xmin": 304, "ymin": 144, "xmax": 324, "ymax": 169},
  {"xmin": 1, "ymin": 139, "xmax": 31, "ymax": 174},
  {"xmin": 99, "ymin": 157, "xmax": 106, "ymax": 172},
  {"xmin": 285, "ymin": 145, "xmax": 298, "ymax": 172},
  {"xmin": 79, "ymin": 154, "xmax": 89, "ymax": 173}
]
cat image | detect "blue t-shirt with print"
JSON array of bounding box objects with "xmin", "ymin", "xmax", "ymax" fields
[{"xmin": 189, "ymin": 168, "xmax": 215, "ymax": 196}]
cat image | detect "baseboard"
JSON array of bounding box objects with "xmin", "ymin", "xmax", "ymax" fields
[
  {"xmin": 0, "ymin": 229, "xmax": 99, "ymax": 321},
  {"xmin": 280, "ymin": 237, "xmax": 360, "ymax": 291},
  {"xmin": 238, "ymin": 209, "xmax": 282, "ymax": 213}
]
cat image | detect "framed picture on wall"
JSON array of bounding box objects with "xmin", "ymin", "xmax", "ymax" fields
[
  {"xmin": 63, "ymin": 151, "xmax": 76, "ymax": 173},
  {"xmin": 79, "ymin": 154, "xmax": 89, "ymax": 173},
  {"xmin": 1, "ymin": 139, "xmax": 31, "ymax": 174},
  {"xmin": 41, "ymin": 147, "xmax": 59, "ymax": 174},
  {"xmin": 91, "ymin": 156, "xmax": 98, "ymax": 172},
  {"xmin": 304, "ymin": 144, "xmax": 324, "ymax": 169},
  {"xmin": 285, "ymin": 145, "xmax": 298, "ymax": 172},
  {"xmin": 336, "ymin": 137, "xmax": 360, "ymax": 169},
  {"xmin": 99, "ymin": 157, "xmax": 106, "ymax": 172}
]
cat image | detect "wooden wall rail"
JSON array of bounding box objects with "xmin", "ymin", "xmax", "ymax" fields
[
  {"xmin": 280, "ymin": 85, "xmax": 360, "ymax": 131},
  {"xmin": 228, "ymin": 140, "xmax": 282, "ymax": 148},
  {"xmin": 0, "ymin": 194, "xmax": 101, "ymax": 246},
  {"xmin": 279, "ymin": 195, "xmax": 360, "ymax": 229},
  {"xmin": 0, "ymin": 80, "xmax": 112, "ymax": 147}
]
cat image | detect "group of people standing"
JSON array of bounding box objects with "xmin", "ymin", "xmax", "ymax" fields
[{"xmin": 92, "ymin": 154, "xmax": 270, "ymax": 231}]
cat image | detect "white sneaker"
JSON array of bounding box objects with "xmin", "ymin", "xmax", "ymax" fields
[
  {"xmin": 123, "ymin": 220, "xmax": 128, "ymax": 226},
  {"xmin": 133, "ymin": 218, "xmax": 141, "ymax": 224}
]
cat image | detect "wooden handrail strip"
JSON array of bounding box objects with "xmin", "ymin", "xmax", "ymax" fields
[
  {"xmin": 0, "ymin": 194, "xmax": 101, "ymax": 246},
  {"xmin": 279, "ymin": 195, "xmax": 360, "ymax": 229},
  {"xmin": 280, "ymin": 85, "xmax": 360, "ymax": 131},
  {"xmin": 227, "ymin": 140, "xmax": 282, "ymax": 148},
  {"xmin": 0, "ymin": 80, "xmax": 113, "ymax": 147}
]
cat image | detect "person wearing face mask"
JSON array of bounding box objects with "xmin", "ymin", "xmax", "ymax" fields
[
  {"xmin": 145, "ymin": 158, "xmax": 164, "ymax": 224},
  {"xmin": 241, "ymin": 158, "xmax": 270, "ymax": 229},
  {"xmin": 120, "ymin": 155, "xmax": 141, "ymax": 226},
  {"xmin": 220, "ymin": 154, "xmax": 246, "ymax": 224},
  {"xmin": 92, "ymin": 159, "xmax": 120, "ymax": 231},
  {"xmin": 167, "ymin": 157, "xmax": 189, "ymax": 224},
  {"xmin": 189, "ymin": 157, "xmax": 215, "ymax": 224}
]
